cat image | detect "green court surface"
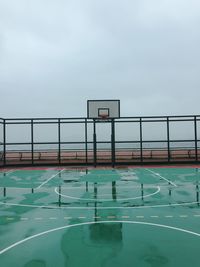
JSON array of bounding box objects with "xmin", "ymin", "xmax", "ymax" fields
[{"xmin": 1, "ymin": 166, "xmax": 200, "ymax": 267}]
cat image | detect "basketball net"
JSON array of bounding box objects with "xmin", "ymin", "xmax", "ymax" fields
[{"xmin": 100, "ymin": 114, "xmax": 108, "ymax": 119}]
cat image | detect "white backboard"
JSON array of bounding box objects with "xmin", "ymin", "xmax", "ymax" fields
[{"xmin": 87, "ymin": 100, "xmax": 120, "ymax": 119}]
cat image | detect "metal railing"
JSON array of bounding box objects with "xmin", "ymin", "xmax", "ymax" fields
[
  {"xmin": 0, "ymin": 115, "xmax": 200, "ymax": 167},
  {"xmin": 0, "ymin": 118, "xmax": 3, "ymax": 166}
]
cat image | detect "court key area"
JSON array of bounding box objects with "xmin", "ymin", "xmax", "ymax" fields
[{"xmin": 1, "ymin": 166, "xmax": 200, "ymax": 267}]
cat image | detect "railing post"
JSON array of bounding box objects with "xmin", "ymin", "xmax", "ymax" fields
[
  {"xmin": 31, "ymin": 119, "xmax": 34, "ymax": 165},
  {"xmin": 3, "ymin": 119, "xmax": 6, "ymax": 166},
  {"xmin": 194, "ymin": 116, "xmax": 198, "ymax": 161},
  {"xmin": 111, "ymin": 119, "xmax": 115, "ymax": 168},
  {"xmin": 85, "ymin": 118, "xmax": 88, "ymax": 164},
  {"xmin": 58, "ymin": 119, "xmax": 61, "ymax": 164},
  {"xmin": 93, "ymin": 120, "xmax": 97, "ymax": 167},
  {"xmin": 167, "ymin": 117, "xmax": 170, "ymax": 162},
  {"xmin": 140, "ymin": 118, "xmax": 143, "ymax": 162}
]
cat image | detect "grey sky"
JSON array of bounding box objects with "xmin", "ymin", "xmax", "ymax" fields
[{"xmin": 0, "ymin": 0, "xmax": 200, "ymax": 118}]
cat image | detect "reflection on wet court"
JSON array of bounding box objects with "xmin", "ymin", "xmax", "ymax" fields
[{"xmin": 1, "ymin": 167, "xmax": 200, "ymax": 267}]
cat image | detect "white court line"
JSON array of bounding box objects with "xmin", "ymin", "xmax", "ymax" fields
[
  {"xmin": 4, "ymin": 215, "xmax": 197, "ymax": 221},
  {"xmin": 1, "ymin": 169, "xmax": 16, "ymax": 175},
  {"xmin": 6, "ymin": 217, "xmax": 14, "ymax": 221},
  {"xmin": 6, "ymin": 169, "xmax": 16, "ymax": 174},
  {"xmin": 59, "ymin": 185, "xmax": 158, "ymax": 190},
  {"xmin": 146, "ymin": 169, "xmax": 177, "ymax": 187},
  {"xmin": 1, "ymin": 220, "xmax": 200, "ymax": 255},
  {"xmin": 0, "ymin": 200, "xmax": 198, "ymax": 210},
  {"xmin": 36, "ymin": 169, "xmax": 65, "ymax": 189},
  {"xmin": 58, "ymin": 185, "xmax": 156, "ymax": 190},
  {"xmin": 21, "ymin": 218, "xmax": 29, "ymax": 221},
  {"xmin": 54, "ymin": 186, "xmax": 161, "ymax": 201}
]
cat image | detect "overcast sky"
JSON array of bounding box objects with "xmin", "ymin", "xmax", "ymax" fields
[{"xmin": 0, "ymin": 0, "xmax": 200, "ymax": 118}]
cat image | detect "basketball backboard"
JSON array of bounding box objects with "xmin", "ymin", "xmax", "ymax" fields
[{"xmin": 87, "ymin": 100, "xmax": 120, "ymax": 119}]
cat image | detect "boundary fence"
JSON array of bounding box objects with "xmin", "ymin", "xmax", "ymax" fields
[{"xmin": 0, "ymin": 115, "xmax": 200, "ymax": 167}]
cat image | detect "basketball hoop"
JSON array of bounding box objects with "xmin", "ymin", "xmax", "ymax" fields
[{"xmin": 99, "ymin": 114, "xmax": 109, "ymax": 120}]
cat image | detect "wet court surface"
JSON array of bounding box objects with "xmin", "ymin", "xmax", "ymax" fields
[{"xmin": 1, "ymin": 167, "xmax": 200, "ymax": 267}]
